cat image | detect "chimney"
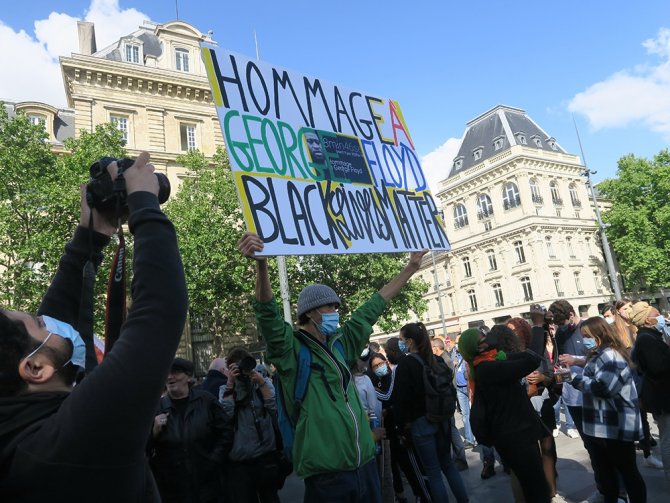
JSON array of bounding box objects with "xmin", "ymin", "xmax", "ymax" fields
[{"xmin": 77, "ymin": 21, "xmax": 97, "ymax": 55}]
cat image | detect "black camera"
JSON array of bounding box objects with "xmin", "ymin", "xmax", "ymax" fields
[
  {"xmin": 238, "ymin": 356, "xmax": 258, "ymax": 375},
  {"xmin": 86, "ymin": 156, "xmax": 171, "ymax": 222}
]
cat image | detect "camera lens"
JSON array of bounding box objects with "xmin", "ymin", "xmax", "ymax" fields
[{"xmin": 238, "ymin": 356, "xmax": 257, "ymax": 374}]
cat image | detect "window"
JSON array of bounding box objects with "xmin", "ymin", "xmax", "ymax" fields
[
  {"xmin": 462, "ymin": 256, "xmax": 472, "ymax": 278},
  {"xmin": 550, "ymin": 182, "xmax": 562, "ymax": 205},
  {"xmin": 468, "ymin": 290, "xmax": 478, "ymax": 312},
  {"xmin": 553, "ymin": 272, "xmax": 563, "ymax": 296},
  {"xmin": 453, "ymin": 204, "xmax": 469, "ymax": 229},
  {"xmin": 486, "ymin": 250, "xmax": 498, "ymax": 271},
  {"xmin": 110, "ymin": 115, "xmax": 129, "ymax": 143},
  {"xmin": 569, "ymin": 183, "xmax": 581, "ymax": 207},
  {"xmin": 180, "ymin": 123, "xmax": 197, "ymax": 151},
  {"xmin": 448, "ymin": 293, "xmax": 455, "ymax": 315},
  {"xmin": 593, "ymin": 270, "xmax": 602, "ymax": 292},
  {"xmin": 516, "ymin": 132, "xmax": 527, "ymax": 145},
  {"xmin": 545, "ymin": 237, "xmax": 555, "ymax": 258},
  {"xmin": 532, "ymin": 135, "xmax": 543, "ymax": 147},
  {"xmin": 444, "ymin": 268, "xmax": 452, "ymax": 287},
  {"xmin": 473, "ymin": 147, "xmax": 483, "ymax": 161},
  {"xmin": 574, "ymin": 272, "xmax": 583, "ymax": 294},
  {"xmin": 548, "ymin": 138, "xmax": 558, "ymax": 151},
  {"xmin": 484, "ymin": 221, "xmax": 492, "ymax": 231},
  {"xmin": 493, "ymin": 136, "xmax": 504, "ymax": 151},
  {"xmin": 125, "ymin": 44, "xmax": 140, "ymax": 63},
  {"xmin": 492, "ymin": 283, "xmax": 504, "ymax": 307},
  {"xmin": 477, "ymin": 193, "xmax": 493, "ymax": 219},
  {"xmin": 176, "ymin": 48, "xmax": 190, "ymax": 72},
  {"xmin": 502, "ymin": 182, "xmax": 520, "ymax": 210},
  {"xmin": 514, "ymin": 241, "xmax": 526, "ymax": 264},
  {"xmin": 453, "ymin": 157, "xmax": 464, "ymax": 171},
  {"xmin": 566, "ymin": 237, "xmax": 575, "ymax": 258},
  {"xmin": 28, "ymin": 114, "xmax": 46, "ymax": 127},
  {"xmin": 530, "ymin": 178, "xmax": 543, "ymax": 204},
  {"xmin": 521, "ymin": 276, "xmax": 533, "ymax": 301}
]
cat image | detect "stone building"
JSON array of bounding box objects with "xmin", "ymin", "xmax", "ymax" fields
[{"xmin": 386, "ymin": 105, "xmax": 617, "ymax": 340}]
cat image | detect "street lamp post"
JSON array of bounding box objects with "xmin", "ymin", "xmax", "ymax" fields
[{"xmin": 431, "ymin": 251, "xmax": 449, "ymax": 338}]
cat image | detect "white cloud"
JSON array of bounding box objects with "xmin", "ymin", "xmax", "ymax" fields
[
  {"xmin": 569, "ymin": 27, "xmax": 670, "ymax": 139},
  {"xmin": 0, "ymin": 0, "xmax": 149, "ymax": 108},
  {"xmin": 421, "ymin": 137, "xmax": 462, "ymax": 198}
]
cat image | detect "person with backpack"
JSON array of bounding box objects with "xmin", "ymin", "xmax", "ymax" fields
[
  {"xmin": 238, "ymin": 231, "xmax": 426, "ymax": 503},
  {"xmin": 395, "ymin": 322, "xmax": 469, "ymax": 503}
]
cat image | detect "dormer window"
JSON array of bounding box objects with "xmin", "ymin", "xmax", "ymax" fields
[
  {"xmin": 176, "ymin": 48, "xmax": 190, "ymax": 72},
  {"xmin": 453, "ymin": 156, "xmax": 464, "ymax": 170},
  {"xmin": 473, "ymin": 147, "xmax": 483, "ymax": 161},
  {"xmin": 516, "ymin": 132, "xmax": 527, "ymax": 145},
  {"xmin": 125, "ymin": 43, "xmax": 140, "ymax": 64},
  {"xmin": 28, "ymin": 114, "xmax": 46, "ymax": 127},
  {"xmin": 547, "ymin": 137, "xmax": 558, "ymax": 151},
  {"xmin": 493, "ymin": 135, "xmax": 504, "ymax": 151},
  {"xmin": 531, "ymin": 135, "xmax": 542, "ymax": 147}
]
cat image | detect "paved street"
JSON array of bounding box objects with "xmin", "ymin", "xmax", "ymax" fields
[{"xmin": 279, "ymin": 414, "xmax": 669, "ymax": 502}]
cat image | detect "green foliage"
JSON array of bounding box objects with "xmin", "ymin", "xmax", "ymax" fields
[
  {"xmin": 598, "ymin": 150, "xmax": 670, "ymax": 291},
  {"xmin": 166, "ymin": 147, "xmax": 428, "ymax": 349},
  {"xmin": 289, "ymin": 253, "xmax": 428, "ymax": 332},
  {"xmin": 0, "ymin": 106, "xmax": 126, "ymax": 333}
]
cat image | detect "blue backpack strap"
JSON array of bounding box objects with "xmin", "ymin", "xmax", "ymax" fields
[
  {"xmin": 332, "ymin": 339, "xmax": 346, "ymax": 361},
  {"xmin": 291, "ymin": 342, "xmax": 312, "ymax": 424}
]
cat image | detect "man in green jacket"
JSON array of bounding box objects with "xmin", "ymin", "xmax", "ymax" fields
[{"xmin": 238, "ymin": 231, "xmax": 426, "ymax": 503}]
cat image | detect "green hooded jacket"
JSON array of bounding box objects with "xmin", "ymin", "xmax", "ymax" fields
[{"xmin": 252, "ymin": 293, "xmax": 386, "ymax": 478}]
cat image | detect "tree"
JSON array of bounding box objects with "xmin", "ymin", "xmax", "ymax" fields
[
  {"xmin": 0, "ymin": 105, "xmax": 126, "ymax": 328},
  {"xmin": 598, "ymin": 149, "xmax": 670, "ymax": 292},
  {"xmin": 166, "ymin": 148, "xmax": 428, "ymax": 353}
]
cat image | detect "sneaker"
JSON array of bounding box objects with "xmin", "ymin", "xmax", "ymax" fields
[
  {"xmin": 551, "ymin": 495, "xmax": 569, "ymax": 503},
  {"xmin": 464, "ymin": 441, "xmax": 477, "ymax": 450},
  {"xmin": 587, "ymin": 491, "xmax": 605, "ymax": 503},
  {"xmin": 644, "ymin": 454, "xmax": 664, "ymax": 469},
  {"xmin": 454, "ymin": 459, "xmax": 469, "ymax": 471},
  {"xmin": 480, "ymin": 461, "xmax": 496, "ymax": 479},
  {"xmin": 566, "ymin": 428, "xmax": 580, "ymax": 439},
  {"xmin": 552, "ymin": 428, "xmax": 559, "ymax": 438}
]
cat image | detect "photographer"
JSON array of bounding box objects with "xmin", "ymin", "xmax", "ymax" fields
[
  {"xmin": 220, "ymin": 348, "xmax": 284, "ymax": 503},
  {"xmin": 0, "ymin": 153, "xmax": 188, "ymax": 501}
]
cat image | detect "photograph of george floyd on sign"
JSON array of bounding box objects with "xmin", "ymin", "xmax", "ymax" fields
[{"xmin": 200, "ymin": 44, "xmax": 450, "ymax": 256}]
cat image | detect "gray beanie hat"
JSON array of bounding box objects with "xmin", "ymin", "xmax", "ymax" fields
[{"xmin": 297, "ymin": 284, "xmax": 341, "ymax": 318}]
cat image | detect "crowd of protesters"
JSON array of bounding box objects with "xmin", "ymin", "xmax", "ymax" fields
[{"xmin": 1, "ymin": 153, "xmax": 669, "ymax": 503}]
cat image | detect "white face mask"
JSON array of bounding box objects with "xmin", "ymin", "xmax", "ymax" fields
[{"xmin": 605, "ymin": 317, "xmax": 615, "ymax": 325}]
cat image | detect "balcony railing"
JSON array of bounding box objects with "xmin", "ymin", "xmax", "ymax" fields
[
  {"xmin": 532, "ymin": 194, "xmax": 543, "ymax": 204},
  {"xmin": 477, "ymin": 210, "xmax": 493, "ymax": 220},
  {"xmin": 503, "ymin": 197, "xmax": 521, "ymax": 210},
  {"xmin": 577, "ymin": 290, "xmax": 584, "ymax": 295},
  {"xmin": 571, "ymin": 199, "xmax": 582, "ymax": 208},
  {"xmin": 552, "ymin": 197, "xmax": 563, "ymax": 206}
]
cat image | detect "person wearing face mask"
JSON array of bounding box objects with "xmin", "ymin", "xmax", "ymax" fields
[
  {"xmin": 367, "ymin": 352, "xmax": 431, "ymax": 503},
  {"xmin": 627, "ymin": 301, "xmax": 670, "ymax": 482},
  {"xmin": 238, "ymin": 231, "xmax": 426, "ymax": 503},
  {"xmin": 570, "ymin": 317, "xmax": 647, "ymax": 503}
]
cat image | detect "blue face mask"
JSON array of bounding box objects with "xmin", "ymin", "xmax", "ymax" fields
[
  {"xmin": 374, "ymin": 364, "xmax": 389, "ymax": 377},
  {"xmin": 27, "ymin": 316, "xmax": 86, "ymax": 369},
  {"xmin": 398, "ymin": 340, "xmax": 408, "ymax": 353},
  {"xmin": 655, "ymin": 315, "xmax": 667, "ymax": 333},
  {"xmin": 583, "ymin": 338, "xmax": 597, "ymax": 350},
  {"xmin": 605, "ymin": 317, "xmax": 615, "ymax": 325},
  {"xmin": 317, "ymin": 312, "xmax": 340, "ymax": 336}
]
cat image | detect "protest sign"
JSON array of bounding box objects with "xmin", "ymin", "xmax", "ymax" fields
[{"xmin": 200, "ymin": 44, "xmax": 450, "ymax": 256}]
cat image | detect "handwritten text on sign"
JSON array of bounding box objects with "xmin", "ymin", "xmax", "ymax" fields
[{"xmin": 201, "ymin": 45, "xmax": 450, "ymax": 255}]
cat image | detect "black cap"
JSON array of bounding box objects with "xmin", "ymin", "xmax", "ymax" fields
[{"xmin": 171, "ymin": 357, "xmax": 195, "ymax": 375}]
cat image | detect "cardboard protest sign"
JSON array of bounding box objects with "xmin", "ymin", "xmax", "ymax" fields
[{"xmin": 200, "ymin": 44, "xmax": 450, "ymax": 256}]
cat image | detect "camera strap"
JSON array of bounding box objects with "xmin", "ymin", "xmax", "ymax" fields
[
  {"xmin": 78, "ymin": 211, "xmax": 100, "ymax": 375},
  {"xmin": 104, "ymin": 179, "xmax": 128, "ymax": 355}
]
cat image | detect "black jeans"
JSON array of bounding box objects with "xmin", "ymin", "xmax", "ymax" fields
[
  {"xmin": 495, "ymin": 436, "xmax": 551, "ymax": 503},
  {"xmin": 568, "ymin": 405, "xmax": 602, "ymax": 490},
  {"xmin": 586, "ymin": 436, "xmax": 647, "ymax": 503},
  {"xmin": 304, "ymin": 459, "xmax": 382, "ymax": 503}
]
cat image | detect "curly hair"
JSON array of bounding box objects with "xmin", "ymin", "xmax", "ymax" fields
[
  {"xmin": 507, "ymin": 317, "xmax": 532, "ymax": 350},
  {"xmin": 548, "ymin": 300, "xmax": 576, "ymax": 326},
  {"xmin": 0, "ymin": 311, "xmax": 39, "ymax": 396},
  {"xmin": 489, "ymin": 324, "xmax": 523, "ymax": 353}
]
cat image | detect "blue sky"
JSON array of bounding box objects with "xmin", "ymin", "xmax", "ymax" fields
[{"xmin": 2, "ymin": 0, "xmax": 670, "ymax": 193}]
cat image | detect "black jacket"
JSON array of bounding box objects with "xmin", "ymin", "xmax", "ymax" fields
[
  {"xmin": 0, "ymin": 192, "xmax": 188, "ymax": 502},
  {"xmin": 393, "ymin": 353, "xmax": 430, "ymax": 426},
  {"xmin": 632, "ymin": 326, "xmax": 670, "ymax": 415},
  {"xmin": 471, "ymin": 351, "xmax": 548, "ymax": 446},
  {"xmin": 198, "ymin": 369, "xmax": 228, "ymax": 398},
  {"xmin": 149, "ymin": 389, "xmax": 229, "ymax": 503}
]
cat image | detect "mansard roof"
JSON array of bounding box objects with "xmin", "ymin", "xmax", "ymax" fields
[{"xmin": 448, "ymin": 105, "xmax": 567, "ymax": 178}]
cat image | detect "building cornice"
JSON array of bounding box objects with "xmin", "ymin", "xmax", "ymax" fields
[{"xmin": 60, "ymin": 54, "xmax": 213, "ymax": 108}]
